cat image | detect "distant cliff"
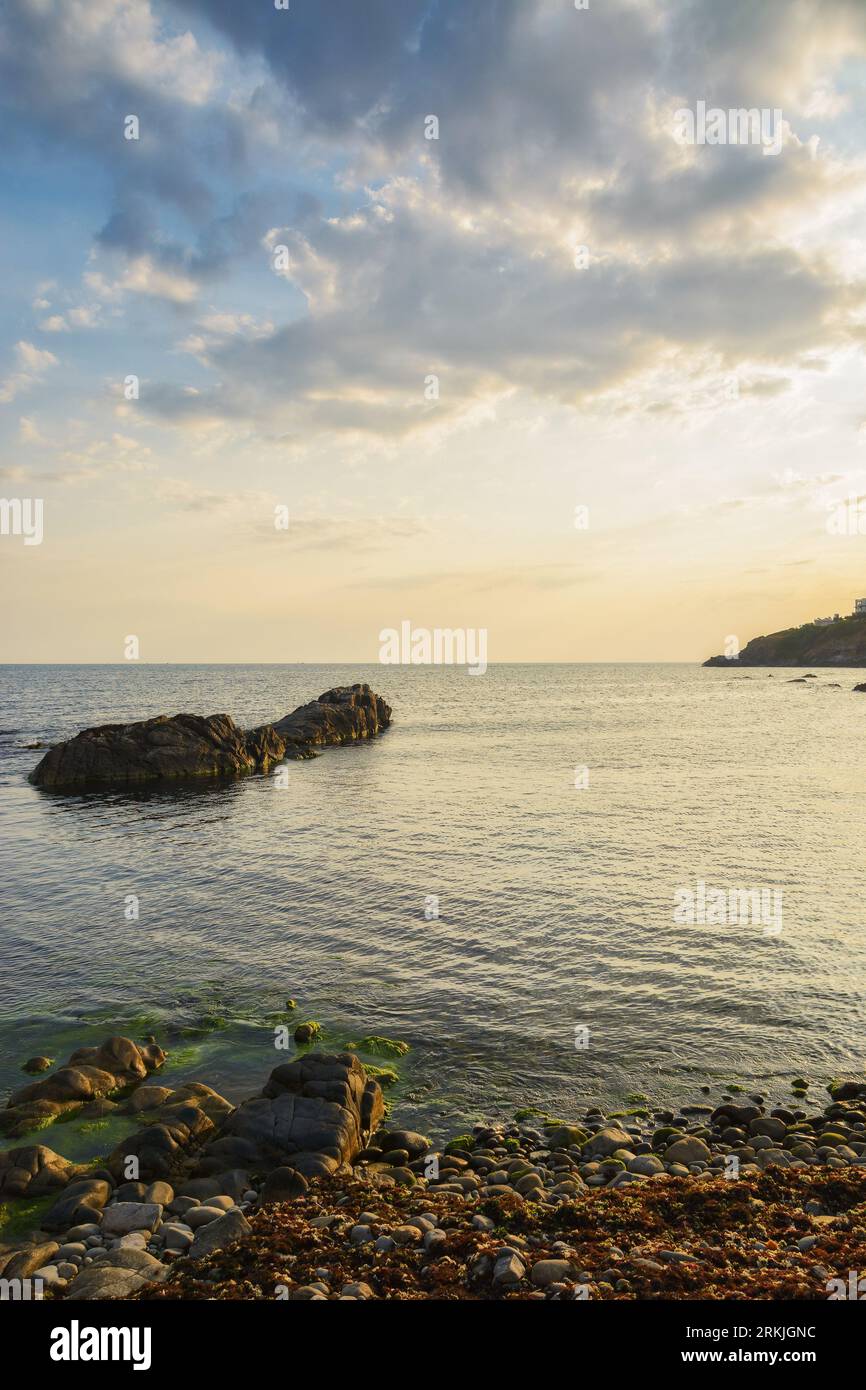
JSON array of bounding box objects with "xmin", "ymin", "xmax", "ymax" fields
[{"xmin": 704, "ymin": 615, "xmax": 866, "ymax": 666}]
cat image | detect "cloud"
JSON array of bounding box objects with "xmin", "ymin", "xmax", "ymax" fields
[
  {"xmin": 18, "ymin": 416, "xmax": 44, "ymax": 444},
  {"xmin": 0, "ymin": 341, "xmax": 59, "ymax": 403},
  {"xmin": 130, "ymin": 173, "xmax": 863, "ymax": 442},
  {"xmin": 4, "ymin": 1, "xmax": 866, "ymax": 455}
]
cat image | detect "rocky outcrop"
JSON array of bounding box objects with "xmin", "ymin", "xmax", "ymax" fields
[
  {"xmin": 104, "ymin": 1082, "xmax": 235, "ymax": 1183},
  {"xmin": 0, "ymin": 1145, "xmax": 82, "ymax": 1200},
  {"xmin": 1, "ymin": 1036, "xmax": 166, "ymax": 1138},
  {"xmin": 29, "ymin": 684, "xmax": 392, "ymax": 789},
  {"xmin": 191, "ymin": 1052, "xmax": 385, "ymax": 1182},
  {"xmin": 704, "ymin": 615, "xmax": 866, "ymax": 666},
  {"xmin": 268, "ymin": 685, "xmax": 391, "ymax": 754},
  {"xmin": 0, "ymin": 1048, "xmax": 386, "ymax": 1298}
]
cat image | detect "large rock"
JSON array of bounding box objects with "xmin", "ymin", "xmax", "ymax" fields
[
  {"xmin": 30, "ymin": 685, "xmax": 391, "ymax": 788},
  {"xmin": 29, "ymin": 713, "xmax": 269, "ymax": 788},
  {"xmin": 192, "ymin": 1052, "xmax": 384, "ymax": 1182},
  {"xmin": 105, "ymin": 1089, "xmax": 230, "ymax": 1184},
  {"xmin": 828, "ymin": 1081, "xmax": 866, "ymax": 1102},
  {"xmin": 101, "ymin": 1202, "xmax": 162, "ymax": 1236},
  {"xmin": 664, "ymin": 1136, "xmax": 712, "ymax": 1165},
  {"xmin": 65, "ymin": 1249, "xmax": 168, "ymax": 1300},
  {"xmin": 373, "ymin": 1130, "xmax": 431, "ymax": 1159},
  {"xmin": 261, "ymin": 1167, "xmax": 309, "ymax": 1204},
  {"xmin": 2, "ymin": 1241, "xmax": 60, "ymax": 1280}
]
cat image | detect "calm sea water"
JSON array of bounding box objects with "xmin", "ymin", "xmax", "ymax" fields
[{"xmin": 1, "ymin": 663, "xmax": 865, "ymax": 1167}]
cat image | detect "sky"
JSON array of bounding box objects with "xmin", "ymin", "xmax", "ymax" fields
[{"xmin": 2, "ymin": 0, "xmax": 866, "ymax": 663}]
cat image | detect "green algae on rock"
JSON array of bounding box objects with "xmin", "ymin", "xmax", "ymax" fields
[{"xmin": 347, "ymin": 1036, "xmax": 409, "ymax": 1058}]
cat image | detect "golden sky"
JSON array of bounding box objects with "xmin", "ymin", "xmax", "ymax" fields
[{"xmin": 2, "ymin": 0, "xmax": 866, "ymax": 662}]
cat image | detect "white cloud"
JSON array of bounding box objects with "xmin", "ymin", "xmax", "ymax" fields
[{"xmin": 0, "ymin": 340, "xmax": 59, "ymax": 402}]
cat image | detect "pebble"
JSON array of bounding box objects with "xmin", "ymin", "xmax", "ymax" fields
[
  {"xmin": 392, "ymin": 1225, "xmax": 422, "ymax": 1245},
  {"xmin": 186, "ymin": 1205, "xmax": 228, "ymax": 1228},
  {"xmin": 493, "ymin": 1253, "xmax": 526, "ymax": 1285},
  {"xmin": 342, "ymin": 1282, "xmax": 375, "ymax": 1299},
  {"xmin": 531, "ymin": 1259, "xmax": 574, "ymax": 1287}
]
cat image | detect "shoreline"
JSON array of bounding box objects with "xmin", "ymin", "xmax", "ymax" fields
[{"xmin": 1, "ymin": 1037, "xmax": 865, "ymax": 1301}]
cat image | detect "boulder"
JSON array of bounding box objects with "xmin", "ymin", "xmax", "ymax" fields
[
  {"xmin": 0, "ymin": 1144, "xmax": 79, "ymax": 1198},
  {"xmin": 664, "ymin": 1136, "xmax": 712, "ymax": 1165},
  {"xmin": 101, "ymin": 1202, "xmax": 162, "ymax": 1236},
  {"xmin": 22, "ymin": 1057, "xmax": 51, "ymax": 1074},
  {"xmin": 176, "ymin": 1171, "xmax": 249, "ymax": 1202},
  {"xmin": 191, "ymin": 1052, "xmax": 384, "ymax": 1181},
  {"xmin": 749, "ymin": 1117, "xmax": 787, "ymax": 1142},
  {"xmin": 546, "ymin": 1125, "xmax": 589, "ymax": 1150},
  {"xmin": 43, "ymin": 1178, "xmax": 113, "ymax": 1230},
  {"xmin": 65, "ymin": 1249, "xmax": 168, "ymax": 1301},
  {"xmin": 125, "ymin": 1086, "xmax": 174, "ymax": 1114},
  {"xmin": 261, "ymin": 1167, "xmax": 309, "ymax": 1204},
  {"xmin": 105, "ymin": 1082, "xmax": 232, "ymax": 1182},
  {"xmin": 268, "ymin": 685, "xmax": 391, "ymax": 756},
  {"xmin": 29, "ymin": 713, "xmax": 273, "ymax": 788},
  {"xmin": 372, "ymin": 1130, "xmax": 431, "ymax": 1159},
  {"xmin": 711, "ymin": 1104, "xmax": 762, "ymax": 1127},
  {"xmin": 828, "ymin": 1082, "xmax": 866, "ymax": 1102},
  {"xmin": 2, "ymin": 1241, "xmax": 60, "ymax": 1281},
  {"xmin": 531, "ymin": 1258, "xmax": 575, "ymax": 1287}
]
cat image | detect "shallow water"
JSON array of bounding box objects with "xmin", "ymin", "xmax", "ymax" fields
[{"xmin": 1, "ymin": 662, "xmax": 865, "ymax": 1164}]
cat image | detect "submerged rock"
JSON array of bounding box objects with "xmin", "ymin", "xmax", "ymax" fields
[
  {"xmin": 22, "ymin": 1056, "xmax": 51, "ymax": 1074},
  {"xmin": 29, "ymin": 684, "xmax": 391, "ymax": 789},
  {"xmin": 1, "ymin": 1036, "xmax": 166, "ymax": 1138}
]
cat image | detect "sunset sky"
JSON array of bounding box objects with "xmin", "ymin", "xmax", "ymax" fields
[{"xmin": 2, "ymin": 0, "xmax": 866, "ymax": 662}]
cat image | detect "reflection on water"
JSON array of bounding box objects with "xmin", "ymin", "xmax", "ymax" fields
[{"xmin": 2, "ymin": 662, "xmax": 866, "ymax": 1155}]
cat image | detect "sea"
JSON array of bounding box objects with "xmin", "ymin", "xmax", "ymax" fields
[{"xmin": 1, "ymin": 662, "xmax": 865, "ymax": 1176}]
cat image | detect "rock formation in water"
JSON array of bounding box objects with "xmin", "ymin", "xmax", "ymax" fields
[
  {"xmin": 704, "ymin": 614, "xmax": 866, "ymax": 667},
  {"xmin": 0, "ymin": 1036, "xmax": 166, "ymax": 1139},
  {"xmin": 29, "ymin": 684, "xmax": 391, "ymax": 789}
]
